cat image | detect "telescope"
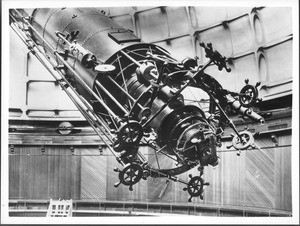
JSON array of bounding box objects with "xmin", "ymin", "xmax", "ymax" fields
[{"xmin": 9, "ymin": 8, "xmax": 264, "ymax": 201}]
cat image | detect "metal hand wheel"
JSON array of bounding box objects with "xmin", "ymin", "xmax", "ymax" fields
[
  {"xmin": 187, "ymin": 176, "xmax": 204, "ymax": 198},
  {"xmin": 184, "ymin": 175, "xmax": 209, "ymax": 202},
  {"xmin": 232, "ymin": 131, "xmax": 254, "ymax": 150},
  {"xmin": 115, "ymin": 163, "xmax": 143, "ymax": 191},
  {"xmin": 117, "ymin": 120, "xmax": 143, "ymax": 146},
  {"xmin": 239, "ymin": 84, "xmax": 258, "ymax": 108}
]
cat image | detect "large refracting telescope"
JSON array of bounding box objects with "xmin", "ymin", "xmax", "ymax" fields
[{"xmin": 10, "ymin": 8, "xmax": 265, "ymax": 201}]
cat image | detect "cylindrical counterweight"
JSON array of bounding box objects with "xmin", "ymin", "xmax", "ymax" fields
[{"xmin": 226, "ymin": 95, "xmax": 264, "ymax": 124}]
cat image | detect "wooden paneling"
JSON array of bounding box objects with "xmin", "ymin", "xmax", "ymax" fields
[
  {"xmin": 147, "ymin": 152, "xmax": 173, "ymax": 202},
  {"xmin": 80, "ymin": 149, "xmax": 107, "ymax": 201},
  {"xmin": 9, "ymin": 146, "xmax": 81, "ymax": 200},
  {"xmin": 8, "ymin": 135, "xmax": 292, "ymax": 211},
  {"xmin": 275, "ymin": 136, "xmax": 292, "ymax": 211},
  {"xmin": 245, "ymin": 140, "xmax": 276, "ymax": 208},
  {"xmin": 8, "ymin": 121, "xmax": 292, "ymax": 212}
]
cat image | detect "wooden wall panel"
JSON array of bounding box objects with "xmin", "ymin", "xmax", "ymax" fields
[
  {"xmin": 80, "ymin": 149, "xmax": 106, "ymax": 201},
  {"xmin": 275, "ymin": 136, "xmax": 292, "ymax": 211},
  {"xmin": 9, "ymin": 146, "xmax": 81, "ymax": 200},
  {"xmin": 8, "ymin": 132, "xmax": 292, "ymax": 212},
  {"xmin": 245, "ymin": 143, "xmax": 276, "ymax": 208},
  {"xmin": 152, "ymin": 135, "xmax": 291, "ymax": 211}
]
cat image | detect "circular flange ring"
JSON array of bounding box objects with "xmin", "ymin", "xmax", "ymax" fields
[
  {"xmin": 94, "ymin": 64, "xmax": 116, "ymax": 76},
  {"xmin": 187, "ymin": 176, "xmax": 204, "ymax": 197},
  {"xmin": 232, "ymin": 130, "xmax": 254, "ymax": 150},
  {"xmin": 118, "ymin": 163, "xmax": 143, "ymax": 186},
  {"xmin": 117, "ymin": 120, "xmax": 143, "ymax": 146}
]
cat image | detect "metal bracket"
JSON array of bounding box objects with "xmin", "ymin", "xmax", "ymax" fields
[
  {"xmin": 270, "ymin": 134, "xmax": 279, "ymax": 146},
  {"xmin": 70, "ymin": 146, "xmax": 75, "ymax": 155},
  {"xmin": 41, "ymin": 145, "xmax": 45, "ymax": 155},
  {"xmin": 10, "ymin": 145, "xmax": 15, "ymax": 154},
  {"xmin": 99, "ymin": 145, "xmax": 103, "ymax": 155}
]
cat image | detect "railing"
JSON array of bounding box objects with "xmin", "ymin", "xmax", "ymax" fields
[{"xmin": 8, "ymin": 199, "xmax": 292, "ymax": 217}]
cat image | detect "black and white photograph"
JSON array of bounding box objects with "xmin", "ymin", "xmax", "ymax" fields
[{"xmin": 1, "ymin": 0, "xmax": 299, "ymax": 224}]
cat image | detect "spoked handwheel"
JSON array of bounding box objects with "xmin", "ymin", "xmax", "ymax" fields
[
  {"xmin": 114, "ymin": 163, "xmax": 143, "ymax": 191},
  {"xmin": 232, "ymin": 130, "xmax": 254, "ymax": 150},
  {"xmin": 239, "ymin": 84, "xmax": 258, "ymax": 108},
  {"xmin": 187, "ymin": 176, "xmax": 204, "ymax": 197},
  {"xmin": 184, "ymin": 174, "xmax": 209, "ymax": 202},
  {"xmin": 117, "ymin": 120, "xmax": 143, "ymax": 146}
]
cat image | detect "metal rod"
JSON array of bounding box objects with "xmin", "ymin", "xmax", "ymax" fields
[
  {"xmin": 116, "ymin": 55, "xmax": 131, "ymax": 109},
  {"xmin": 12, "ymin": 9, "xmax": 119, "ymax": 121},
  {"xmin": 94, "ymin": 80, "xmax": 128, "ymax": 114},
  {"xmin": 137, "ymin": 151, "xmax": 147, "ymax": 163},
  {"xmin": 120, "ymin": 50, "xmax": 142, "ymax": 67},
  {"xmin": 155, "ymin": 144, "xmax": 167, "ymax": 154},
  {"xmin": 94, "ymin": 85, "xmax": 119, "ymax": 130},
  {"xmin": 19, "ymin": 35, "xmax": 114, "ymax": 139},
  {"xmin": 56, "ymin": 32, "xmax": 72, "ymax": 46},
  {"xmin": 153, "ymin": 148, "xmax": 161, "ymax": 169},
  {"xmin": 9, "ymin": 20, "xmax": 120, "ymax": 152},
  {"xmin": 76, "ymin": 92, "xmax": 112, "ymax": 134},
  {"xmin": 65, "ymin": 89, "xmax": 123, "ymax": 164},
  {"xmin": 34, "ymin": 50, "xmax": 117, "ymax": 156},
  {"xmin": 107, "ymin": 76, "xmax": 135, "ymax": 102},
  {"xmin": 107, "ymin": 75, "xmax": 148, "ymax": 114}
]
